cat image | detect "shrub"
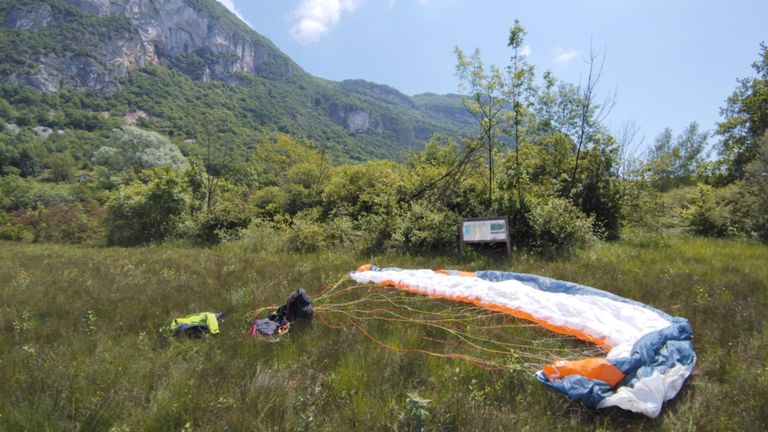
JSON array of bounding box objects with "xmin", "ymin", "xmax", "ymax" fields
[
  {"xmin": 322, "ymin": 161, "xmax": 411, "ymax": 219},
  {"xmin": 740, "ymin": 132, "xmax": 768, "ymax": 241},
  {"xmin": 0, "ymin": 210, "xmax": 25, "ymax": 240},
  {"xmin": 114, "ymin": 126, "xmax": 187, "ymax": 174},
  {"xmin": 389, "ymin": 201, "xmax": 457, "ymax": 252},
  {"xmin": 287, "ymin": 213, "xmax": 327, "ymax": 253},
  {"xmin": 249, "ymin": 186, "xmax": 290, "ymax": 219},
  {"xmin": 529, "ymin": 196, "xmax": 595, "ymax": 255},
  {"xmin": 104, "ymin": 167, "xmax": 189, "ymax": 246},
  {"xmin": 37, "ymin": 202, "xmax": 104, "ymax": 244},
  {"xmin": 324, "ymin": 215, "xmax": 365, "ymax": 251},
  {"xmin": 680, "ymin": 185, "xmax": 735, "ymax": 237},
  {"xmin": 194, "ymin": 201, "xmax": 252, "ymax": 245},
  {"xmin": 235, "ymin": 218, "xmax": 289, "ymax": 253},
  {"xmin": 44, "ymin": 152, "xmax": 76, "ymax": 182}
]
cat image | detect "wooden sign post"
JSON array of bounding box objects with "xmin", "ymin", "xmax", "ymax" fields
[{"xmin": 459, "ymin": 216, "xmax": 512, "ymax": 258}]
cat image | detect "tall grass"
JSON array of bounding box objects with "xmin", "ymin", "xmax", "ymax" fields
[{"xmin": 1, "ymin": 234, "xmax": 767, "ymax": 430}]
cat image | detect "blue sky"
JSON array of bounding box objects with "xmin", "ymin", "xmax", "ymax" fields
[{"xmin": 217, "ymin": 0, "xmax": 767, "ymax": 151}]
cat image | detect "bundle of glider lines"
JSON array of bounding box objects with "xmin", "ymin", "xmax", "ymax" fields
[{"xmin": 310, "ymin": 265, "xmax": 696, "ymax": 418}]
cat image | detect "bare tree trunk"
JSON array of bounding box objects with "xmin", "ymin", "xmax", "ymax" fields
[
  {"xmin": 567, "ymin": 45, "xmax": 614, "ymax": 197},
  {"xmin": 200, "ymin": 122, "xmax": 227, "ymax": 213}
]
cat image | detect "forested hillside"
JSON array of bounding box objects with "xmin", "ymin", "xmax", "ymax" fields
[
  {"xmin": 1, "ymin": 1, "xmax": 766, "ymax": 254},
  {"xmin": 0, "ymin": 0, "xmax": 475, "ymax": 162},
  {"xmin": 2, "ymin": 1, "xmax": 768, "ymax": 429}
]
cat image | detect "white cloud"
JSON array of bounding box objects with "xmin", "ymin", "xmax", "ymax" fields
[
  {"xmin": 520, "ymin": 45, "xmax": 532, "ymax": 57},
  {"xmin": 289, "ymin": 0, "xmax": 361, "ymax": 44},
  {"xmin": 553, "ymin": 47, "xmax": 579, "ymax": 65}
]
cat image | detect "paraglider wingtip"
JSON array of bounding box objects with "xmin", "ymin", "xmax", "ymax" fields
[{"xmin": 354, "ymin": 263, "xmax": 378, "ymax": 273}]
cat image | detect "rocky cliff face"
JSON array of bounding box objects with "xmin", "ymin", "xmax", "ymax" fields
[
  {"xmin": 0, "ymin": 0, "xmax": 476, "ymax": 157},
  {"xmin": 3, "ymin": 0, "xmax": 296, "ymax": 92}
]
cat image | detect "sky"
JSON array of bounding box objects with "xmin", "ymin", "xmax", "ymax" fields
[{"xmin": 216, "ymin": 0, "xmax": 767, "ymax": 152}]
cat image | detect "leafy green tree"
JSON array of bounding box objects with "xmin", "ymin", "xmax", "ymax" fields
[
  {"xmin": 505, "ymin": 19, "xmax": 536, "ymax": 203},
  {"xmin": 16, "ymin": 139, "xmax": 46, "ymax": 178},
  {"xmin": 681, "ymin": 185, "xmax": 734, "ymax": 237},
  {"xmin": 571, "ymin": 132, "xmax": 623, "ymax": 239},
  {"xmin": 407, "ymin": 133, "xmax": 486, "ymax": 216},
  {"xmin": 0, "ymin": 97, "xmax": 14, "ymax": 120},
  {"xmin": 45, "ymin": 152, "xmax": 76, "ymax": 182},
  {"xmin": 529, "ymin": 196, "xmax": 595, "ymax": 256},
  {"xmin": 91, "ymin": 146, "xmax": 125, "ymax": 173},
  {"xmin": 114, "ymin": 126, "xmax": 187, "ymax": 175},
  {"xmin": 321, "ymin": 160, "xmax": 411, "ymax": 220},
  {"xmin": 455, "ymin": 46, "xmax": 508, "ymax": 211},
  {"xmin": 104, "ymin": 167, "xmax": 189, "ymax": 246},
  {"xmin": 717, "ymin": 43, "xmax": 768, "ymax": 182},
  {"xmin": 646, "ymin": 122, "xmax": 708, "ymax": 191},
  {"xmin": 533, "ymin": 70, "xmax": 559, "ymax": 137},
  {"xmin": 741, "ymin": 131, "xmax": 768, "ymax": 240},
  {"xmin": 566, "ymin": 47, "xmax": 614, "ymax": 197}
]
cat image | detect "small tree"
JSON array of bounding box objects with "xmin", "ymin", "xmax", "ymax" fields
[
  {"xmin": 717, "ymin": 43, "xmax": 768, "ymax": 182},
  {"xmin": 566, "ymin": 46, "xmax": 614, "ymax": 197},
  {"xmin": 455, "ymin": 47, "xmax": 508, "ymax": 211},
  {"xmin": 742, "ymin": 131, "xmax": 768, "ymax": 241},
  {"xmin": 115, "ymin": 126, "xmax": 187, "ymax": 175},
  {"xmin": 505, "ymin": 19, "xmax": 536, "ymax": 204},
  {"xmin": 646, "ymin": 122, "xmax": 708, "ymax": 191},
  {"xmin": 45, "ymin": 152, "xmax": 76, "ymax": 182},
  {"xmin": 105, "ymin": 167, "xmax": 189, "ymax": 246}
]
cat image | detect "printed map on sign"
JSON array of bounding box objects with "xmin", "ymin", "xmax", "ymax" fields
[{"xmin": 462, "ymin": 219, "xmax": 508, "ymax": 242}]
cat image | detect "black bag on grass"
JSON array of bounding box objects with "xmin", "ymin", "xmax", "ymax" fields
[{"xmin": 252, "ymin": 289, "xmax": 313, "ymax": 337}]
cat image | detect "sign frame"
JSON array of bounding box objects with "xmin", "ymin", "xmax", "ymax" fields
[{"xmin": 459, "ymin": 216, "xmax": 512, "ymax": 257}]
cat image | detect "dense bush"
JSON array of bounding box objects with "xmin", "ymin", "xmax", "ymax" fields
[
  {"xmin": 0, "ymin": 209, "xmax": 24, "ymax": 240},
  {"xmin": 114, "ymin": 126, "xmax": 188, "ymax": 175},
  {"xmin": 35, "ymin": 202, "xmax": 103, "ymax": 244},
  {"xmin": 528, "ymin": 196, "xmax": 596, "ymax": 255},
  {"xmin": 105, "ymin": 167, "xmax": 189, "ymax": 246},
  {"xmin": 740, "ymin": 132, "xmax": 768, "ymax": 241},
  {"xmin": 388, "ymin": 201, "xmax": 458, "ymax": 252},
  {"xmin": 681, "ymin": 185, "xmax": 735, "ymax": 237},
  {"xmin": 287, "ymin": 211, "xmax": 328, "ymax": 253},
  {"xmin": 193, "ymin": 200, "xmax": 252, "ymax": 245}
]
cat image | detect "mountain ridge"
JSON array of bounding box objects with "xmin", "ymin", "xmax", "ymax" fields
[{"xmin": 0, "ymin": 0, "xmax": 475, "ymax": 160}]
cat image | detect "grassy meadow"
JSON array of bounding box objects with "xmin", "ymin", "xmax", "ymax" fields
[{"xmin": 1, "ymin": 234, "xmax": 767, "ymax": 431}]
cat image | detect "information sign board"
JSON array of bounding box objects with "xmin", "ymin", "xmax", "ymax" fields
[{"xmin": 459, "ymin": 217, "xmax": 512, "ymax": 257}]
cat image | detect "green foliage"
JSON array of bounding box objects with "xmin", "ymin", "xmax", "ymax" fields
[
  {"xmin": 717, "ymin": 42, "xmax": 768, "ymax": 182},
  {"xmin": 34, "ymin": 202, "xmax": 103, "ymax": 243},
  {"xmin": 646, "ymin": 123, "xmax": 709, "ymax": 191},
  {"xmin": 454, "ymin": 45, "xmax": 508, "ymax": 210},
  {"xmin": 105, "ymin": 167, "xmax": 189, "ymax": 246},
  {"xmin": 114, "ymin": 126, "xmax": 187, "ymax": 175},
  {"xmin": 0, "ymin": 0, "xmax": 135, "ymax": 75},
  {"xmin": 389, "ymin": 201, "xmax": 458, "ymax": 252},
  {"xmin": 571, "ymin": 136, "xmax": 623, "ymax": 239},
  {"xmin": 193, "ymin": 199, "xmax": 252, "ymax": 245},
  {"xmin": 727, "ymin": 132, "xmax": 768, "ymax": 242},
  {"xmin": 322, "ymin": 160, "xmax": 411, "ymax": 219},
  {"xmin": 0, "ymin": 209, "xmax": 24, "ymax": 240},
  {"xmin": 44, "ymin": 151, "xmax": 75, "ymax": 181},
  {"xmin": 287, "ymin": 212, "xmax": 328, "ymax": 253},
  {"xmin": 249, "ymin": 186, "xmax": 290, "ymax": 219},
  {"xmin": 529, "ymin": 196, "xmax": 596, "ymax": 255},
  {"xmin": 681, "ymin": 185, "xmax": 735, "ymax": 237}
]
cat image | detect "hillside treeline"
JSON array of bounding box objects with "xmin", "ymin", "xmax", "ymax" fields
[{"xmin": 1, "ymin": 39, "xmax": 766, "ymax": 254}]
